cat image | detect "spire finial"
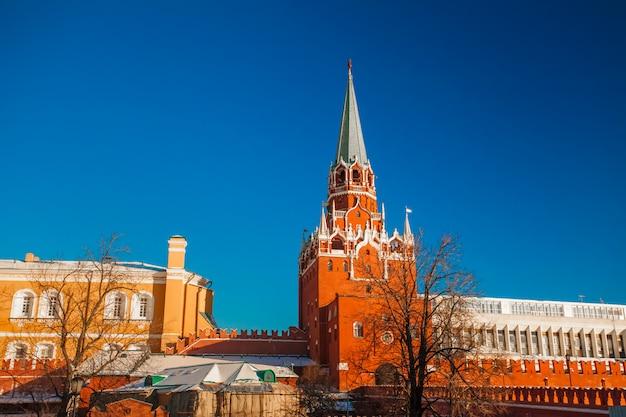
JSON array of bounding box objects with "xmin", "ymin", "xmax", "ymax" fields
[{"xmin": 348, "ymin": 59, "xmax": 352, "ymax": 75}]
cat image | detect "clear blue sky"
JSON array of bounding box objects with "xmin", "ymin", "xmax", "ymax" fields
[{"xmin": 1, "ymin": 1, "xmax": 624, "ymax": 331}]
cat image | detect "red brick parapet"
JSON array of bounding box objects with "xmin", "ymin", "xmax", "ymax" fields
[
  {"xmin": 1, "ymin": 358, "xmax": 67, "ymax": 372},
  {"xmin": 419, "ymin": 385, "xmax": 626, "ymax": 408},
  {"xmin": 171, "ymin": 326, "xmax": 308, "ymax": 355}
]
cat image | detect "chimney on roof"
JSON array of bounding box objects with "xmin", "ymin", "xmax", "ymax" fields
[
  {"xmin": 167, "ymin": 235, "xmax": 187, "ymax": 269},
  {"xmin": 24, "ymin": 253, "xmax": 39, "ymax": 262}
]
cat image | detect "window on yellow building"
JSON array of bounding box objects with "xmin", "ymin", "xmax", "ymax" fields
[
  {"xmin": 104, "ymin": 291, "xmax": 127, "ymax": 320},
  {"xmin": 38, "ymin": 290, "xmax": 61, "ymax": 319},
  {"xmin": 35, "ymin": 342, "xmax": 55, "ymax": 360},
  {"xmin": 113, "ymin": 296, "xmax": 123, "ymax": 318},
  {"xmin": 5, "ymin": 341, "xmax": 29, "ymax": 369},
  {"xmin": 5, "ymin": 341, "xmax": 29, "ymax": 361},
  {"xmin": 10, "ymin": 289, "xmax": 36, "ymax": 319},
  {"xmin": 131, "ymin": 292, "xmax": 154, "ymax": 320}
]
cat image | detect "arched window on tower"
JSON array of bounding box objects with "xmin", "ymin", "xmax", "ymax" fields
[
  {"xmin": 353, "ymin": 322, "xmax": 363, "ymax": 338},
  {"xmin": 331, "ymin": 238, "xmax": 344, "ymax": 251},
  {"xmin": 327, "ymin": 260, "xmax": 333, "ymax": 271},
  {"xmin": 342, "ymin": 261, "xmax": 348, "ymax": 272},
  {"xmin": 337, "ymin": 170, "xmax": 346, "ymax": 185},
  {"xmin": 352, "ymin": 169, "xmax": 360, "ymax": 183}
]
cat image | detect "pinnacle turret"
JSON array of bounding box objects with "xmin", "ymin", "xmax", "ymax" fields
[{"xmin": 404, "ymin": 207, "xmax": 413, "ymax": 239}]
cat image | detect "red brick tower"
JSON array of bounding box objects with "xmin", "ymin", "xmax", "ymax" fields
[{"xmin": 298, "ymin": 61, "xmax": 414, "ymax": 389}]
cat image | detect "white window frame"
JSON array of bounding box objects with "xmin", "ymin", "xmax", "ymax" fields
[
  {"xmin": 10, "ymin": 289, "xmax": 37, "ymax": 319},
  {"xmin": 34, "ymin": 342, "xmax": 55, "ymax": 360},
  {"xmin": 5, "ymin": 341, "xmax": 29, "ymax": 360},
  {"xmin": 353, "ymin": 321, "xmax": 363, "ymax": 338},
  {"xmin": 38, "ymin": 290, "xmax": 62, "ymax": 319},
  {"xmin": 104, "ymin": 291, "xmax": 127, "ymax": 320},
  {"xmin": 130, "ymin": 291, "xmax": 154, "ymax": 321}
]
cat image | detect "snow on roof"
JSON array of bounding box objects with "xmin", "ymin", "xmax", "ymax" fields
[
  {"xmin": 153, "ymin": 361, "xmax": 289, "ymax": 387},
  {"xmin": 109, "ymin": 356, "xmax": 298, "ymax": 393}
]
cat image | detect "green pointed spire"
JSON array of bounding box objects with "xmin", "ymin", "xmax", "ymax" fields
[{"xmin": 335, "ymin": 60, "xmax": 368, "ymax": 167}]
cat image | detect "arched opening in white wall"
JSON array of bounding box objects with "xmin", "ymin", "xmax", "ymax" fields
[
  {"xmin": 5, "ymin": 341, "xmax": 29, "ymax": 360},
  {"xmin": 104, "ymin": 291, "xmax": 127, "ymax": 320},
  {"xmin": 38, "ymin": 289, "xmax": 62, "ymax": 319},
  {"xmin": 130, "ymin": 292, "xmax": 154, "ymax": 321},
  {"xmin": 10, "ymin": 289, "xmax": 37, "ymax": 319},
  {"xmin": 34, "ymin": 342, "xmax": 55, "ymax": 360}
]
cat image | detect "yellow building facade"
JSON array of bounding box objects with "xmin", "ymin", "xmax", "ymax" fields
[{"xmin": 0, "ymin": 235, "xmax": 215, "ymax": 362}]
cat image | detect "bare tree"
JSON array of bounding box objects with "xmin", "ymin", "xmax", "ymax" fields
[
  {"xmin": 1, "ymin": 235, "xmax": 152, "ymax": 417},
  {"xmin": 349, "ymin": 232, "xmax": 502, "ymax": 417}
]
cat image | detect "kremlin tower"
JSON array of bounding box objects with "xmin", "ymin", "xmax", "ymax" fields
[{"xmin": 298, "ymin": 61, "xmax": 414, "ymax": 389}]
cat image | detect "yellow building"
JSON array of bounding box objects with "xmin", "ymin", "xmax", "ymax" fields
[{"xmin": 0, "ymin": 235, "xmax": 215, "ymax": 362}]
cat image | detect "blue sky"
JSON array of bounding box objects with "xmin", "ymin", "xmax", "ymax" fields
[{"xmin": 1, "ymin": 1, "xmax": 624, "ymax": 331}]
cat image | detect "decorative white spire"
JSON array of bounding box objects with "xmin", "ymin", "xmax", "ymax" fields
[
  {"xmin": 382, "ymin": 203, "xmax": 386, "ymax": 226},
  {"xmin": 319, "ymin": 206, "xmax": 329, "ymax": 236},
  {"xmin": 404, "ymin": 207, "xmax": 413, "ymax": 238}
]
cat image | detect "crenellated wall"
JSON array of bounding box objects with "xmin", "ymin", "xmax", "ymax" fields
[
  {"xmin": 0, "ymin": 358, "xmax": 66, "ymax": 395},
  {"xmin": 168, "ymin": 326, "xmax": 309, "ymax": 356},
  {"xmin": 495, "ymin": 357, "xmax": 626, "ymax": 388},
  {"xmin": 352, "ymin": 385, "xmax": 626, "ymax": 416}
]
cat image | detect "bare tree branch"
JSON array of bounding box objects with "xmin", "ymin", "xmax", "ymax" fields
[{"xmin": 348, "ymin": 232, "xmax": 503, "ymax": 417}]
